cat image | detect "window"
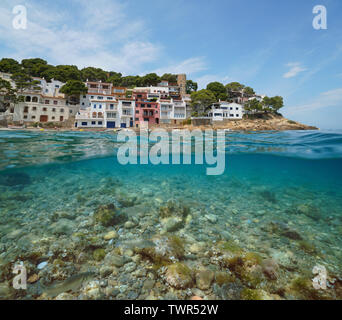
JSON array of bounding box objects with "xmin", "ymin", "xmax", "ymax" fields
[
  {"xmin": 45, "ymin": 100, "xmax": 50, "ymax": 104},
  {"xmin": 24, "ymin": 107, "xmax": 29, "ymax": 113},
  {"xmin": 31, "ymin": 116, "xmax": 36, "ymax": 119},
  {"xmin": 135, "ymin": 118, "xmax": 139, "ymax": 121},
  {"xmin": 52, "ymin": 116, "xmax": 55, "ymax": 120},
  {"xmin": 136, "ymin": 110, "xmax": 139, "ymax": 114},
  {"xmin": 60, "ymin": 109, "xmax": 64, "ymax": 113},
  {"xmin": 10, "ymin": 108, "xmax": 14, "ymax": 113},
  {"xmin": 70, "ymin": 110, "xmax": 73, "ymax": 114},
  {"xmin": 83, "ymin": 95, "xmax": 86, "ymax": 98},
  {"xmin": 54, "ymin": 101, "xmax": 58, "ymax": 105},
  {"xmin": 32, "ymin": 107, "xmax": 37, "ymax": 111},
  {"xmin": 98, "ymin": 121, "xmax": 103, "ymax": 125},
  {"xmin": 82, "ymin": 122, "xmax": 88, "ymax": 126},
  {"xmin": 94, "ymin": 104, "xmax": 96, "ymax": 109},
  {"xmin": 110, "ymin": 104, "xmax": 114, "ymax": 110},
  {"xmin": 52, "ymin": 108, "xmax": 56, "ymax": 112},
  {"xmin": 91, "ymin": 96, "xmax": 94, "ymax": 99},
  {"xmin": 236, "ymin": 114, "xmax": 239, "ymax": 117},
  {"xmin": 99, "ymin": 105, "xmax": 102, "ymax": 109},
  {"xmin": 144, "ymin": 118, "xmax": 149, "ymax": 122},
  {"xmin": 23, "ymin": 115, "xmax": 28, "ymax": 119},
  {"xmin": 92, "ymin": 121, "xmax": 96, "ymax": 125},
  {"xmin": 236, "ymin": 107, "xmax": 239, "ymax": 110},
  {"xmin": 43, "ymin": 108, "xmax": 47, "ymax": 112}
]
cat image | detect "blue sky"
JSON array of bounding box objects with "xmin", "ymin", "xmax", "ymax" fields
[{"xmin": 0, "ymin": 0, "xmax": 341, "ymax": 129}]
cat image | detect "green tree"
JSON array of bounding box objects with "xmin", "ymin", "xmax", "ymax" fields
[
  {"xmin": 108, "ymin": 72, "xmax": 123, "ymax": 86},
  {"xmin": 81, "ymin": 67, "xmax": 108, "ymax": 82},
  {"xmin": 190, "ymin": 89, "xmax": 216, "ymax": 115},
  {"xmin": 244, "ymin": 86, "xmax": 255, "ymax": 97},
  {"xmin": 0, "ymin": 79, "xmax": 18, "ymax": 111},
  {"xmin": 244, "ymin": 98, "xmax": 263, "ymax": 114},
  {"xmin": 60, "ymin": 80, "xmax": 88, "ymax": 95},
  {"xmin": 206, "ymin": 82, "xmax": 227, "ymax": 101},
  {"xmin": 186, "ymin": 80, "xmax": 198, "ymax": 94},
  {"xmin": 0, "ymin": 58, "xmax": 21, "ymax": 74},
  {"xmin": 141, "ymin": 73, "xmax": 160, "ymax": 86},
  {"xmin": 161, "ymin": 73, "xmax": 177, "ymax": 83},
  {"xmin": 60, "ymin": 80, "xmax": 88, "ymax": 104},
  {"xmin": 53, "ymin": 65, "xmax": 81, "ymax": 82},
  {"xmin": 21, "ymin": 58, "xmax": 49, "ymax": 77},
  {"xmin": 11, "ymin": 72, "xmax": 34, "ymax": 93},
  {"xmin": 225, "ymin": 82, "xmax": 245, "ymax": 92},
  {"xmin": 121, "ymin": 76, "xmax": 142, "ymax": 88},
  {"xmin": 262, "ymin": 96, "xmax": 284, "ymax": 113}
]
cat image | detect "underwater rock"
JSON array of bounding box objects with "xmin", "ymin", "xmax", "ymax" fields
[
  {"xmin": 104, "ymin": 231, "xmax": 118, "ymax": 240},
  {"xmin": 258, "ymin": 190, "xmax": 277, "ymax": 203},
  {"xmin": 94, "ymin": 204, "xmax": 120, "ymax": 227},
  {"xmin": 165, "ymin": 263, "xmax": 194, "ymax": 289},
  {"xmin": 104, "ymin": 253, "xmax": 131, "ymax": 268},
  {"xmin": 134, "ymin": 235, "xmax": 185, "ymax": 266},
  {"xmin": 205, "ymin": 214, "xmax": 218, "ymax": 224},
  {"xmin": 162, "ymin": 217, "xmax": 183, "ymax": 233},
  {"xmin": 0, "ymin": 172, "xmax": 31, "ymax": 186},
  {"xmin": 55, "ymin": 293, "xmax": 75, "ymax": 300},
  {"xmin": 261, "ymin": 259, "xmax": 279, "ymax": 280},
  {"xmin": 159, "ymin": 200, "xmax": 190, "ymax": 219},
  {"xmin": 0, "ymin": 282, "xmax": 14, "ymax": 299},
  {"xmin": 296, "ymin": 204, "xmax": 322, "ymax": 221},
  {"xmin": 124, "ymin": 221, "xmax": 136, "ymax": 229},
  {"xmin": 196, "ymin": 270, "xmax": 215, "ymax": 290},
  {"xmin": 93, "ymin": 249, "xmax": 106, "ymax": 262},
  {"xmin": 50, "ymin": 218, "xmax": 75, "ymax": 236},
  {"xmin": 241, "ymin": 288, "xmax": 273, "ymax": 300}
]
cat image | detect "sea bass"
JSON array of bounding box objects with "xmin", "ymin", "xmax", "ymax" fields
[{"xmin": 42, "ymin": 272, "xmax": 95, "ymax": 298}]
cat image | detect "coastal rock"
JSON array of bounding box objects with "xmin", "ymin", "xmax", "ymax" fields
[{"xmin": 94, "ymin": 204, "xmax": 118, "ymax": 227}]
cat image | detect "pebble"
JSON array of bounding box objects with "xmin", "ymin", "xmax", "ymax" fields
[
  {"xmin": 124, "ymin": 221, "xmax": 135, "ymax": 229},
  {"xmin": 104, "ymin": 231, "xmax": 118, "ymax": 240},
  {"xmin": 37, "ymin": 261, "xmax": 48, "ymax": 270},
  {"xmin": 205, "ymin": 214, "xmax": 218, "ymax": 224}
]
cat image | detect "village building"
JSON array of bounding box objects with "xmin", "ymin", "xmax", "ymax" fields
[{"xmin": 207, "ymin": 102, "xmax": 244, "ymax": 121}]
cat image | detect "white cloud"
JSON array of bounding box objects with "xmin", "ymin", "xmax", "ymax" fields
[
  {"xmin": 194, "ymin": 74, "xmax": 231, "ymax": 90},
  {"xmin": 152, "ymin": 57, "xmax": 207, "ymax": 76},
  {"xmin": 0, "ymin": 0, "xmax": 161, "ymax": 74},
  {"xmin": 286, "ymin": 88, "xmax": 342, "ymax": 114},
  {"xmin": 283, "ymin": 62, "xmax": 306, "ymax": 79}
]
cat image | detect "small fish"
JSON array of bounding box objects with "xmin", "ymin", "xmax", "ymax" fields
[{"xmin": 42, "ymin": 272, "xmax": 95, "ymax": 298}]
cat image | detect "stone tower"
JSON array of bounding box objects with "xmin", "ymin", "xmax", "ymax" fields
[{"xmin": 177, "ymin": 74, "xmax": 186, "ymax": 96}]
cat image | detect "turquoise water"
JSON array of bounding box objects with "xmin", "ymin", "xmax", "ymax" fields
[{"xmin": 0, "ymin": 130, "xmax": 342, "ymax": 300}]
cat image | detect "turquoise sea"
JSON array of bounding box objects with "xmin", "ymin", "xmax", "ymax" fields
[{"xmin": 0, "ymin": 129, "xmax": 342, "ymax": 300}]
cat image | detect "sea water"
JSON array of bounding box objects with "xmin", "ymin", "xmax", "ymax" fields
[{"xmin": 0, "ymin": 130, "xmax": 341, "ymax": 299}]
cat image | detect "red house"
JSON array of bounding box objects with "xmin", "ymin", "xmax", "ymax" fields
[{"xmin": 133, "ymin": 90, "xmax": 160, "ymax": 128}]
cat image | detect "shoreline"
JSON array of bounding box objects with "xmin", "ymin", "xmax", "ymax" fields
[{"xmin": 0, "ymin": 117, "xmax": 318, "ymax": 133}]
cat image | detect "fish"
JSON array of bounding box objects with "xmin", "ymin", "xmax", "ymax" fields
[{"xmin": 41, "ymin": 272, "xmax": 95, "ymax": 298}]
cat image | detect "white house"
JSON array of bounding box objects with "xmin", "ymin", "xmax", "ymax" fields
[
  {"xmin": 207, "ymin": 102, "xmax": 244, "ymax": 121},
  {"xmin": 75, "ymin": 97, "xmax": 135, "ymax": 129}
]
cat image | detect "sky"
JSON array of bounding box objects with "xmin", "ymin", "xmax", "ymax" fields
[{"xmin": 0, "ymin": 0, "xmax": 341, "ymax": 129}]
